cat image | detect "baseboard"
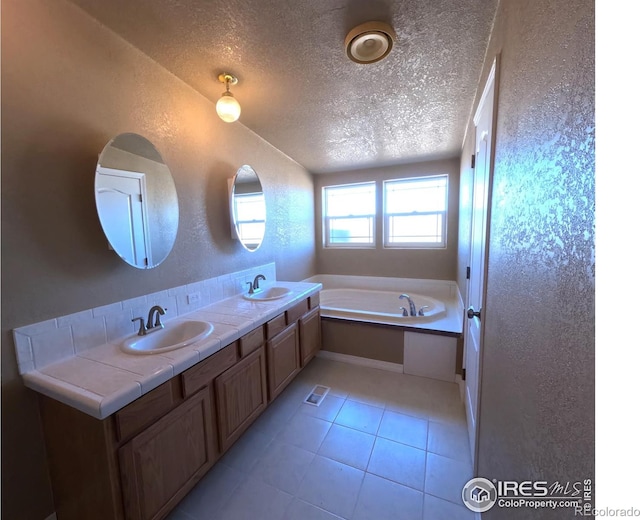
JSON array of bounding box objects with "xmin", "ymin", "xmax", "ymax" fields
[
  {"xmin": 316, "ymin": 350, "xmax": 404, "ymax": 373},
  {"xmin": 45, "ymin": 513, "xmax": 57, "ymax": 520}
]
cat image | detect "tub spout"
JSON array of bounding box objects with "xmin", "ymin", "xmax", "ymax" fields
[{"xmin": 399, "ymin": 294, "xmax": 416, "ymax": 316}]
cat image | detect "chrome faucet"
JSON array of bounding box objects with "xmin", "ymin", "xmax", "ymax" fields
[
  {"xmin": 249, "ymin": 274, "xmax": 266, "ymax": 293},
  {"xmin": 132, "ymin": 305, "xmax": 167, "ymax": 336},
  {"xmin": 399, "ymin": 294, "xmax": 417, "ymax": 317},
  {"xmin": 146, "ymin": 305, "xmax": 166, "ymax": 331}
]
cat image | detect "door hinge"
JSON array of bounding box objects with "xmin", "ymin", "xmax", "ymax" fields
[
  {"xmin": 138, "ymin": 194, "xmax": 143, "ymax": 202},
  {"xmin": 144, "ymin": 257, "xmax": 148, "ymax": 266},
  {"xmin": 466, "ymin": 266, "xmax": 471, "ymax": 279},
  {"xmin": 462, "ymin": 368, "xmax": 466, "ymax": 380},
  {"xmin": 470, "ymin": 154, "xmax": 475, "ymax": 169}
]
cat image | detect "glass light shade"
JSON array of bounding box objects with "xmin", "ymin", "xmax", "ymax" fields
[{"xmin": 216, "ymin": 92, "xmax": 241, "ymax": 123}]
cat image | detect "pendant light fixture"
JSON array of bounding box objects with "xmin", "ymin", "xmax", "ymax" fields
[
  {"xmin": 345, "ymin": 21, "xmax": 396, "ymax": 64},
  {"xmin": 216, "ymin": 73, "xmax": 241, "ymax": 123}
]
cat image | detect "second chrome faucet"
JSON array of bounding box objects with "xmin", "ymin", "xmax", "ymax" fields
[
  {"xmin": 132, "ymin": 305, "xmax": 167, "ymax": 336},
  {"xmin": 246, "ymin": 274, "xmax": 266, "ymax": 295}
]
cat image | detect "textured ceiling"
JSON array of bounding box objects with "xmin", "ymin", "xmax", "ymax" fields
[{"xmin": 68, "ymin": 0, "xmax": 498, "ymax": 174}]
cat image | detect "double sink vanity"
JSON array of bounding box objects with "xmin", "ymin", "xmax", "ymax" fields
[
  {"xmin": 16, "ymin": 132, "xmax": 314, "ymax": 519},
  {"xmin": 25, "ymin": 280, "xmax": 322, "ymax": 520}
]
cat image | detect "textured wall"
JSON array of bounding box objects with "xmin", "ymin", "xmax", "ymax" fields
[
  {"xmin": 1, "ymin": 0, "xmax": 315, "ymax": 517},
  {"xmin": 314, "ymin": 159, "xmax": 460, "ymax": 280},
  {"xmin": 458, "ymin": 1, "xmax": 595, "ymax": 518}
]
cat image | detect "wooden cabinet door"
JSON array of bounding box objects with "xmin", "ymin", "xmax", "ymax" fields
[
  {"xmin": 299, "ymin": 308, "xmax": 321, "ymax": 367},
  {"xmin": 266, "ymin": 322, "xmax": 300, "ymax": 401},
  {"xmin": 118, "ymin": 387, "xmax": 216, "ymax": 520},
  {"xmin": 215, "ymin": 345, "xmax": 268, "ymax": 452}
]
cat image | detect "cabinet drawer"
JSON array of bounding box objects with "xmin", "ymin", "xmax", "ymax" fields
[
  {"xmin": 286, "ymin": 299, "xmax": 309, "ymax": 324},
  {"xmin": 265, "ymin": 313, "xmax": 287, "ymax": 339},
  {"xmin": 182, "ymin": 343, "xmax": 238, "ymax": 397},
  {"xmin": 116, "ymin": 380, "xmax": 178, "ymax": 442},
  {"xmin": 239, "ymin": 327, "xmax": 265, "ymax": 358},
  {"xmin": 309, "ymin": 292, "xmax": 320, "ymax": 309}
]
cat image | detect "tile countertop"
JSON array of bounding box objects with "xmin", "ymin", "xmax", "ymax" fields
[{"xmin": 22, "ymin": 282, "xmax": 322, "ymax": 420}]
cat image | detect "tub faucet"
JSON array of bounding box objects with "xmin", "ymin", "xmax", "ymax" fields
[{"xmin": 399, "ymin": 294, "xmax": 416, "ymax": 317}]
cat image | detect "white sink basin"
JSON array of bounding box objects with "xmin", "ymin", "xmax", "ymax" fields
[
  {"xmin": 121, "ymin": 320, "xmax": 214, "ymax": 355},
  {"xmin": 243, "ymin": 286, "xmax": 293, "ymax": 301}
]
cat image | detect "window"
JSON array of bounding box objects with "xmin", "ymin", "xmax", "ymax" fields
[
  {"xmin": 383, "ymin": 175, "xmax": 448, "ymax": 248},
  {"xmin": 323, "ymin": 182, "xmax": 376, "ymax": 247},
  {"xmin": 233, "ymin": 192, "xmax": 266, "ymax": 248}
]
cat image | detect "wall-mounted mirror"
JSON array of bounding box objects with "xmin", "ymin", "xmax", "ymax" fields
[
  {"xmin": 229, "ymin": 165, "xmax": 266, "ymax": 252},
  {"xmin": 95, "ymin": 133, "xmax": 179, "ymax": 269}
]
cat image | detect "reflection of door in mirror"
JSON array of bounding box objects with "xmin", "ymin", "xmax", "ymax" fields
[
  {"xmin": 96, "ymin": 166, "xmax": 151, "ymax": 268},
  {"xmin": 95, "ymin": 133, "xmax": 178, "ymax": 269}
]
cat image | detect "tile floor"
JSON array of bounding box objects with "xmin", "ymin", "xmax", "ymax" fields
[{"xmin": 168, "ymin": 356, "xmax": 474, "ymax": 520}]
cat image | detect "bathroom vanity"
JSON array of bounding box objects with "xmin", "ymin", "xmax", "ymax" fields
[{"xmin": 27, "ymin": 284, "xmax": 321, "ymax": 520}]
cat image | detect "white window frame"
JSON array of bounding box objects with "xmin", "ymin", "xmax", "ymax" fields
[
  {"xmin": 383, "ymin": 175, "xmax": 448, "ymax": 249},
  {"xmin": 322, "ymin": 181, "xmax": 376, "ymax": 248},
  {"xmin": 233, "ymin": 192, "xmax": 266, "ymax": 248}
]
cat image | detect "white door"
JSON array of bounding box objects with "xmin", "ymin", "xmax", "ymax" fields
[
  {"xmin": 95, "ymin": 166, "xmax": 150, "ymax": 267},
  {"xmin": 464, "ymin": 59, "xmax": 497, "ymax": 469}
]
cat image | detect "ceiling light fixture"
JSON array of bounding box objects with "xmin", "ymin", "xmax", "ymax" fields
[
  {"xmin": 345, "ymin": 21, "xmax": 396, "ymax": 64},
  {"xmin": 216, "ymin": 73, "xmax": 241, "ymax": 123}
]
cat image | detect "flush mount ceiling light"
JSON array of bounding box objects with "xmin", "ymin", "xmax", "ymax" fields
[
  {"xmin": 216, "ymin": 73, "xmax": 241, "ymax": 123},
  {"xmin": 345, "ymin": 21, "xmax": 396, "ymax": 64}
]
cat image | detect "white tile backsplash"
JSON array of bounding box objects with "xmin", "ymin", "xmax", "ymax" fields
[
  {"xmin": 70, "ymin": 317, "xmax": 108, "ymax": 354},
  {"xmin": 92, "ymin": 301, "xmax": 124, "ymax": 317},
  {"xmin": 56, "ymin": 309, "xmax": 94, "ymax": 327},
  {"xmin": 105, "ymin": 309, "xmax": 136, "ymax": 343},
  {"xmin": 13, "ymin": 332, "xmax": 34, "ymax": 362},
  {"xmin": 13, "ymin": 262, "xmax": 276, "ymax": 374},
  {"xmin": 32, "ymin": 327, "xmax": 74, "ymax": 369}
]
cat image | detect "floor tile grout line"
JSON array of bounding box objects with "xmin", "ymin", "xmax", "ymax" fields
[
  {"xmin": 293, "ymin": 497, "xmax": 348, "ymax": 520},
  {"xmin": 424, "ymin": 489, "xmax": 469, "ymax": 508}
]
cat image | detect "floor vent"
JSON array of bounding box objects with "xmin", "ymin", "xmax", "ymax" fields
[{"xmin": 304, "ymin": 385, "xmax": 330, "ymax": 407}]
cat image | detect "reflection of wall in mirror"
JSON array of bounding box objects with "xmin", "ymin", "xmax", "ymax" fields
[
  {"xmin": 95, "ymin": 166, "xmax": 150, "ymax": 267},
  {"xmin": 99, "ymin": 146, "xmax": 178, "ymax": 263}
]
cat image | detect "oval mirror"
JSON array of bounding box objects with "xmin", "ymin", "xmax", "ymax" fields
[
  {"xmin": 95, "ymin": 133, "xmax": 179, "ymax": 269},
  {"xmin": 230, "ymin": 165, "xmax": 266, "ymax": 252}
]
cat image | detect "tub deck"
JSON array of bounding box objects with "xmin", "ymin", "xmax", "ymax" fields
[{"xmin": 305, "ymin": 275, "xmax": 463, "ymax": 335}]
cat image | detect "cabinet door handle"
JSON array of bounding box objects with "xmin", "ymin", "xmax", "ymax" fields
[{"xmin": 467, "ymin": 307, "xmax": 481, "ymax": 320}]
